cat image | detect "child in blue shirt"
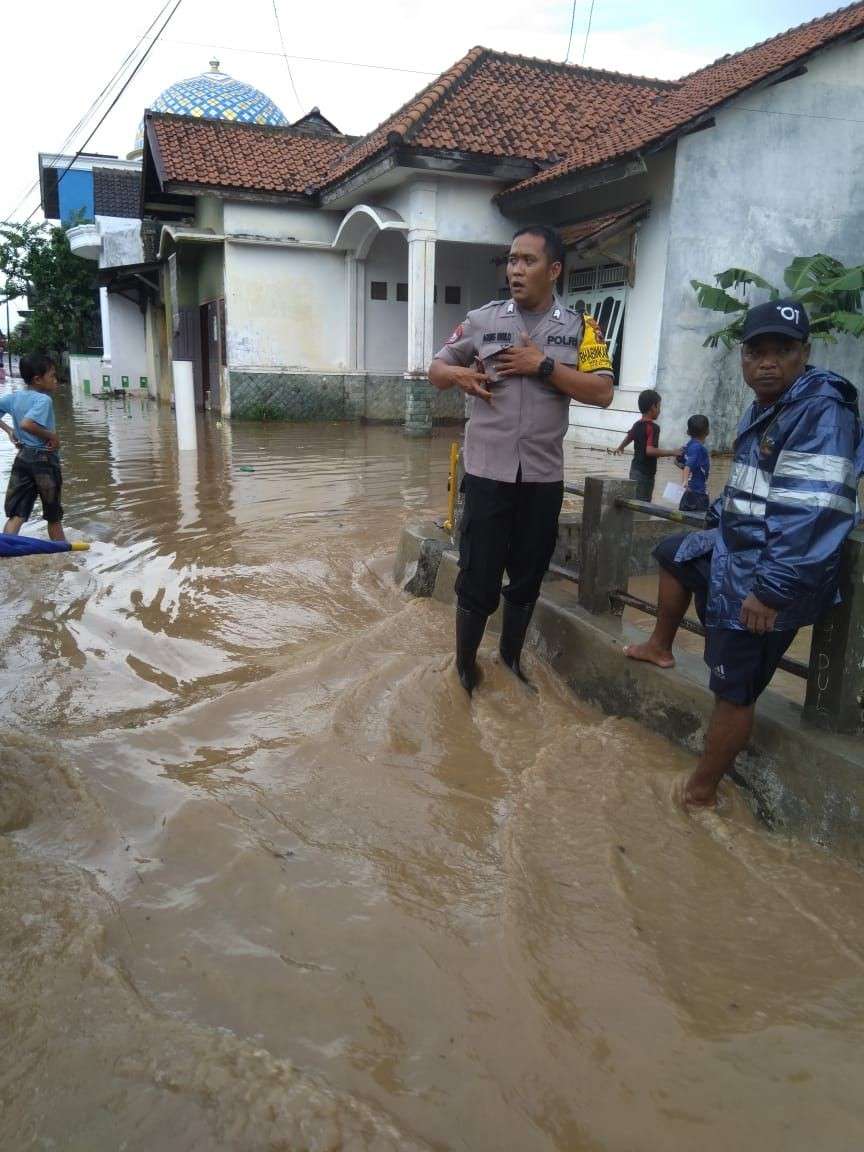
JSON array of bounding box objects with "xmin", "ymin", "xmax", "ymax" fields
[
  {"xmin": 0, "ymin": 353, "xmax": 66, "ymax": 542},
  {"xmin": 676, "ymin": 414, "xmax": 710, "ymax": 513}
]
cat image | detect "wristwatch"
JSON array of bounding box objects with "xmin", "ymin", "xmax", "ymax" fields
[{"xmin": 537, "ymin": 356, "xmax": 555, "ymax": 380}]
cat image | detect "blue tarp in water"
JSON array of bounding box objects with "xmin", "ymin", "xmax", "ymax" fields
[{"xmin": 0, "ymin": 534, "xmax": 84, "ymax": 557}]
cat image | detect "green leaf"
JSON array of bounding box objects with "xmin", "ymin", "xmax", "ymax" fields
[
  {"xmin": 823, "ymin": 266, "xmax": 864, "ymax": 294},
  {"xmin": 690, "ymin": 280, "xmax": 748, "ymax": 314},
  {"xmin": 713, "ymin": 267, "xmax": 776, "ymax": 294},
  {"xmin": 830, "ymin": 311, "xmax": 864, "ymax": 338},
  {"xmin": 783, "ymin": 254, "xmax": 845, "ymax": 294},
  {"xmin": 701, "ymin": 317, "xmax": 745, "ymax": 348}
]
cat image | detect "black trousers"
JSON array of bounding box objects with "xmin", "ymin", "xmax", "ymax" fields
[{"xmin": 456, "ymin": 472, "xmax": 564, "ymax": 617}]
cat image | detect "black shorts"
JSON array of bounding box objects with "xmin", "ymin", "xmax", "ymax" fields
[
  {"xmin": 4, "ymin": 448, "xmax": 64, "ymax": 524},
  {"xmin": 628, "ymin": 462, "xmax": 656, "ymax": 503},
  {"xmin": 653, "ymin": 533, "xmax": 796, "ymax": 706}
]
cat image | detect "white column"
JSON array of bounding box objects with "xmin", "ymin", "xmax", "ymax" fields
[
  {"xmin": 405, "ymin": 181, "xmax": 438, "ymax": 375},
  {"xmin": 172, "ymin": 360, "xmax": 198, "ymax": 451},
  {"xmin": 406, "ymin": 234, "xmax": 436, "ymax": 374},
  {"xmin": 345, "ymin": 252, "xmax": 366, "ymax": 371},
  {"xmin": 99, "ymin": 287, "xmax": 112, "ymax": 364}
]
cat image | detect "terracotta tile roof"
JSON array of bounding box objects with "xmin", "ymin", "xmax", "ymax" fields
[
  {"xmin": 322, "ymin": 48, "xmax": 672, "ymax": 188},
  {"xmin": 144, "ymin": 2, "xmax": 864, "ymax": 203},
  {"xmin": 501, "ymin": 0, "xmax": 864, "ymax": 199},
  {"xmin": 560, "ymin": 202, "xmax": 649, "ymax": 248},
  {"xmin": 146, "ymin": 113, "xmax": 353, "ymax": 196}
]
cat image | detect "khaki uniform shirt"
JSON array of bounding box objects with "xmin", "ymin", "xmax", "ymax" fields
[{"xmin": 434, "ymin": 297, "xmax": 612, "ymax": 483}]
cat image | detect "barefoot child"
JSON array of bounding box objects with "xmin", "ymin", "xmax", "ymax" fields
[
  {"xmin": 614, "ymin": 390, "xmax": 680, "ymax": 502},
  {"xmin": 0, "ymin": 353, "xmax": 66, "ymax": 543},
  {"xmin": 625, "ymin": 301, "xmax": 861, "ymax": 807}
]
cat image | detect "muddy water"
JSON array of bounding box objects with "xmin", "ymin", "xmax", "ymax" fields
[{"xmin": 1, "ymin": 385, "xmax": 863, "ymax": 1152}]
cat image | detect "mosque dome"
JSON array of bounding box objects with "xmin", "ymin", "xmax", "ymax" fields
[{"xmin": 131, "ymin": 60, "xmax": 288, "ymax": 157}]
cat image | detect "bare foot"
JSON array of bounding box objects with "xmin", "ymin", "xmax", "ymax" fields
[
  {"xmin": 682, "ymin": 777, "xmax": 718, "ymax": 808},
  {"xmin": 671, "ymin": 774, "xmax": 719, "ymax": 811},
  {"xmin": 623, "ymin": 640, "xmax": 675, "ymax": 669}
]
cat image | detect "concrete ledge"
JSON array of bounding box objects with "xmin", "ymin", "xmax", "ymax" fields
[
  {"xmin": 393, "ymin": 520, "xmax": 451, "ymax": 596},
  {"xmin": 393, "ymin": 525, "xmax": 864, "ymax": 862}
]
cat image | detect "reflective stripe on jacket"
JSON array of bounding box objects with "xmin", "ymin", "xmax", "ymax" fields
[{"xmin": 674, "ymin": 367, "xmax": 862, "ymax": 631}]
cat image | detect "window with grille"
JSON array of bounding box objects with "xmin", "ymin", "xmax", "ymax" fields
[
  {"xmin": 396, "ymin": 282, "xmax": 408, "ymax": 302},
  {"xmin": 370, "ymin": 281, "xmax": 387, "ymax": 301},
  {"xmin": 444, "ymin": 285, "xmax": 461, "ymax": 305},
  {"xmin": 567, "ymin": 264, "xmax": 626, "ymax": 293}
]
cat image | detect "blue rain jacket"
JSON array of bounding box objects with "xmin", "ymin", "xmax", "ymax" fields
[{"xmin": 674, "ymin": 368, "xmax": 862, "ymax": 631}]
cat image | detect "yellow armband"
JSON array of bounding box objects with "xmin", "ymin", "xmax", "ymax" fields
[{"xmin": 577, "ymin": 315, "xmax": 613, "ymax": 374}]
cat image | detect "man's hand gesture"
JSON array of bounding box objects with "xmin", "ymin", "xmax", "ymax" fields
[
  {"xmin": 496, "ymin": 333, "xmax": 544, "ymax": 379},
  {"xmin": 449, "ymin": 362, "xmax": 493, "ymax": 403}
]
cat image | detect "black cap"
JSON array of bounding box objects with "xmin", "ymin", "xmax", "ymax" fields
[{"xmin": 740, "ymin": 298, "xmax": 810, "ymax": 343}]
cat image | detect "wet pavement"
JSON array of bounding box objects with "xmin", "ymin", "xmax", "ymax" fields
[{"xmin": 1, "ymin": 382, "xmax": 862, "ymax": 1151}]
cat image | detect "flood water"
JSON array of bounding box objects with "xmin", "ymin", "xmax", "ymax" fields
[{"xmin": 1, "ymin": 383, "xmax": 863, "ymax": 1151}]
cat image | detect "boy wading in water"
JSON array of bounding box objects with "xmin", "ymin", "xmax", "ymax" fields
[
  {"xmin": 625, "ymin": 301, "xmax": 861, "ymax": 807},
  {"xmin": 614, "ymin": 389, "xmax": 680, "ymax": 503},
  {"xmin": 0, "ymin": 353, "xmax": 66, "ymax": 543}
]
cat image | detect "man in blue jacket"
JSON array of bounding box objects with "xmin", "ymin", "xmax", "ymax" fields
[{"xmin": 626, "ymin": 299, "xmax": 861, "ymax": 806}]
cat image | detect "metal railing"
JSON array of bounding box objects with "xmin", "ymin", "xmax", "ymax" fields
[
  {"xmin": 564, "ymin": 480, "xmax": 808, "ymax": 679},
  {"xmin": 568, "ymin": 474, "xmax": 864, "ymax": 734}
]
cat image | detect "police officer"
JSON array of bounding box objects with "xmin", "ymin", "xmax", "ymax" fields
[{"xmin": 428, "ymin": 224, "xmax": 615, "ymax": 695}]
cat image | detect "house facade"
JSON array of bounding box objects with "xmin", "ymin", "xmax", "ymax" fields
[
  {"xmin": 114, "ymin": 4, "xmax": 864, "ymax": 447},
  {"xmin": 39, "ymin": 151, "xmax": 150, "ymax": 389}
]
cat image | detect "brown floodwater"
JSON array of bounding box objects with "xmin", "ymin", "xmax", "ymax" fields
[{"xmin": 1, "ymin": 382, "xmax": 863, "ymax": 1152}]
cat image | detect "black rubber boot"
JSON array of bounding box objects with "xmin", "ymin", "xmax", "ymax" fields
[
  {"xmin": 499, "ymin": 599, "xmax": 537, "ymax": 690},
  {"xmin": 456, "ymin": 606, "xmax": 487, "ymax": 696}
]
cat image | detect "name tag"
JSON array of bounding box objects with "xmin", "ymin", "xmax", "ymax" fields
[{"xmin": 482, "ymin": 331, "xmax": 513, "ymax": 344}]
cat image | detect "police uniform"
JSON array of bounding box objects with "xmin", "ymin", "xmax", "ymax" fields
[{"xmin": 434, "ymin": 295, "xmax": 612, "ymax": 691}]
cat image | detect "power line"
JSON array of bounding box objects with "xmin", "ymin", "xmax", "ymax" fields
[
  {"xmin": 4, "ymin": 0, "xmax": 177, "ymax": 221},
  {"xmin": 22, "ymin": 0, "xmax": 186, "ymax": 224},
  {"xmin": 564, "ymin": 0, "xmax": 579, "ymax": 63},
  {"xmin": 164, "ymin": 38, "xmax": 438, "ymax": 77},
  {"xmin": 271, "ymin": 0, "xmax": 304, "ymax": 115},
  {"xmin": 581, "ymin": 0, "xmax": 597, "ymax": 65}
]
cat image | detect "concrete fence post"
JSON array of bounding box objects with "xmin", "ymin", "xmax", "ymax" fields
[
  {"xmin": 579, "ymin": 474, "xmax": 637, "ymax": 615},
  {"xmin": 403, "ymin": 375, "xmax": 434, "ymax": 437},
  {"xmin": 172, "ymin": 360, "xmax": 198, "ymax": 452},
  {"xmin": 803, "ymin": 528, "xmax": 864, "ymax": 735}
]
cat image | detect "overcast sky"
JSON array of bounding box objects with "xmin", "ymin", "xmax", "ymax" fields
[{"xmin": 0, "ymin": 0, "xmax": 845, "ymax": 326}]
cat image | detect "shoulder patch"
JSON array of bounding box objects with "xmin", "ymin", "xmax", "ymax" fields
[{"xmin": 446, "ymin": 324, "xmax": 464, "ymax": 345}]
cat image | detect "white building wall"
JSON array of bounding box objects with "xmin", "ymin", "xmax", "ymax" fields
[
  {"xmin": 224, "ymin": 242, "xmax": 348, "ymax": 370},
  {"xmin": 363, "ymin": 231, "xmax": 407, "ymax": 373},
  {"xmin": 564, "ymin": 150, "xmax": 676, "ymax": 447},
  {"xmin": 385, "ymin": 177, "xmax": 512, "ymax": 246},
  {"xmin": 656, "ymin": 37, "xmax": 864, "ymax": 449},
  {"xmin": 94, "ymin": 215, "xmax": 150, "ymax": 384},
  {"xmin": 362, "ymin": 231, "xmax": 504, "ymax": 373},
  {"xmin": 223, "ymin": 201, "xmax": 343, "ymax": 244},
  {"xmin": 106, "ymin": 295, "xmax": 150, "ymax": 385}
]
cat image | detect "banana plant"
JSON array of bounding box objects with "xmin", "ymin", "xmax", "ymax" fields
[{"xmin": 691, "ymin": 255, "xmax": 864, "ymax": 348}]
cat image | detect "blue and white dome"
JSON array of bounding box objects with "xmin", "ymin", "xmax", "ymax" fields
[{"xmin": 133, "ymin": 60, "xmax": 288, "ymax": 155}]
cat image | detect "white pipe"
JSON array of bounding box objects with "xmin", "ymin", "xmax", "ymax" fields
[{"xmin": 172, "ymin": 360, "xmax": 197, "ymax": 452}]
